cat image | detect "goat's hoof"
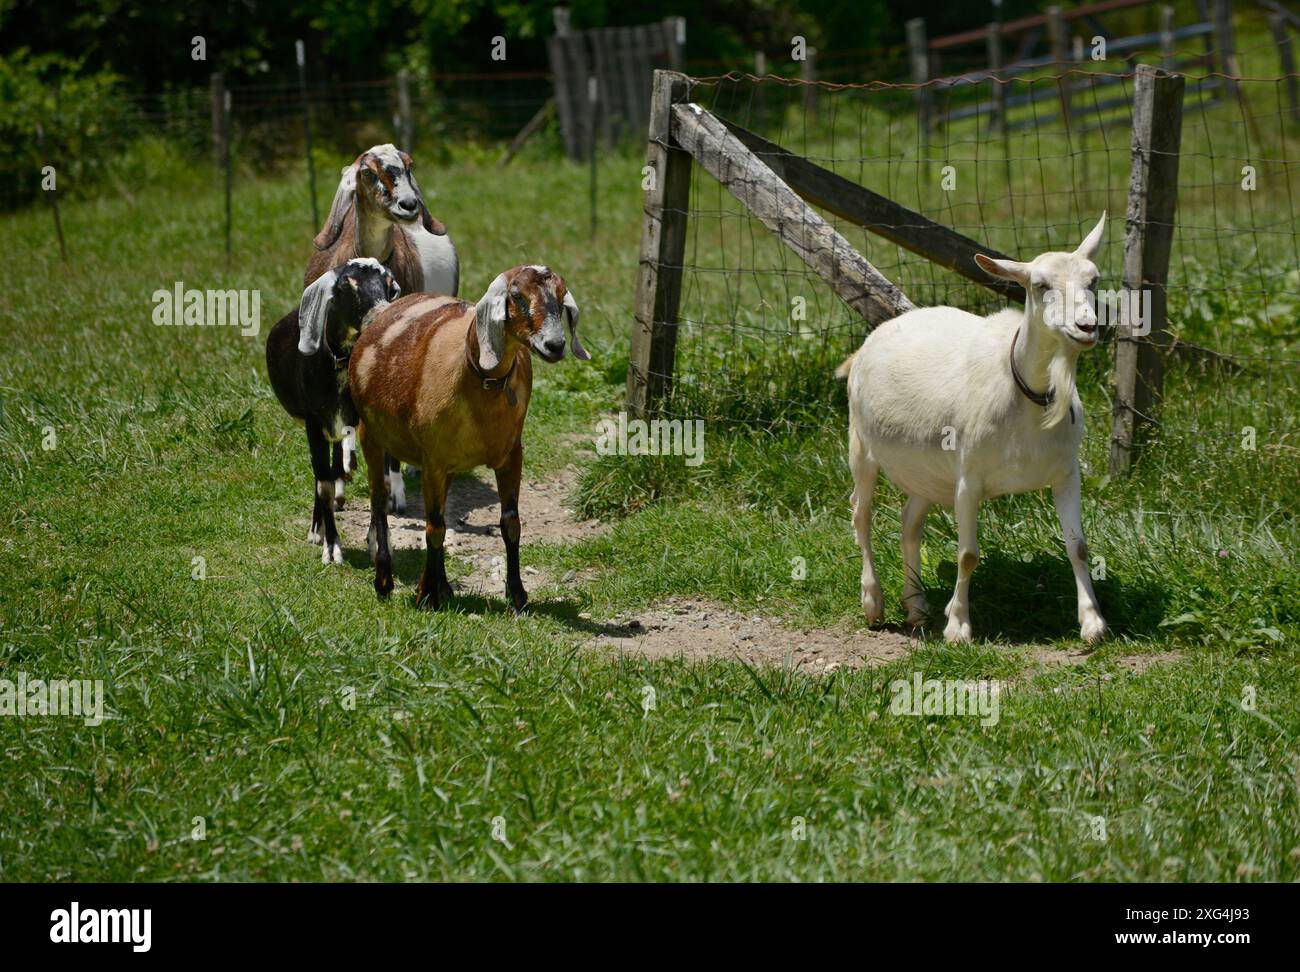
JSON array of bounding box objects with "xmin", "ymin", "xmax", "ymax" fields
[
  {"xmin": 904, "ymin": 594, "xmax": 930, "ymax": 628},
  {"xmin": 414, "ymin": 579, "xmax": 441, "ymax": 610},
  {"xmin": 307, "ymin": 527, "xmax": 322, "ymax": 545},
  {"xmin": 860, "ymin": 589, "xmax": 885, "ymax": 625},
  {"xmin": 375, "ymin": 573, "xmax": 394, "ymax": 599},
  {"xmin": 943, "ymin": 619, "xmax": 972, "ymax": 644},
  {"xmin": 508, "ymin": 588, "xmax": 528, "ymax": 616},
  {"xmin": 321, "ymin": 542, "xmax": 343, "ymax": 565},
  {"xmin": 1081, "ymin": 615, "xmax": 1108, "ymax": 645}
]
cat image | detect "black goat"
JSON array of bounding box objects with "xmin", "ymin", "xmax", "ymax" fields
[{"xmin": 266, "ymin": 258, "xmax": 400, "ymax": 563}]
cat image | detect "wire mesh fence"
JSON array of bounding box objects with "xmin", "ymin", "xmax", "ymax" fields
[
  {"xmin": 1, "ymin": 70, "xmax": 562, "ymax": 214},
  {"xmin": 643, "ymin": 60, "xmax": 1299, "ymax": 507}
]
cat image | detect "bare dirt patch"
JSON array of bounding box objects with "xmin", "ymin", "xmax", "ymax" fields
[
  {"xmin": 332, "ymin": 468, "xmax": 1180, "ymax": 675},
  {"xmin": 585, "ymin": 597, "xmax": 1183, "ymax": 674},
  {"xmin": 336, "ymin": 463, "xmax": 604, "ymax": 591},
  {"xmin": 587, "ymin": 598, "xmax": 915, "ymax": 672}
]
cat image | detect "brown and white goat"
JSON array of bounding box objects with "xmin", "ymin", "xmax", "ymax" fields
[
  {"xmin": 308, "ymin": 143, "xmax": 459, "ymax": 513},
  {"xmin": 349, "ymin": 266, "xmax": 590, "ymax": 611}
]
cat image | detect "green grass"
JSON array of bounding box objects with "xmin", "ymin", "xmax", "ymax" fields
[{"xmin": 1, "ymin": 86, "xmax": 1298, "ymax": 880}]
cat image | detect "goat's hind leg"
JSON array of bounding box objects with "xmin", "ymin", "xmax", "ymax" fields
[
  {"xmin": 849, "ymin": 431, "xmax": 884, "ymax": 624},
  {"xmin": 385, "ymin": 453, "xmax": 407, "ymax": 514},
  {"xmin": 901, "ymin": 495, "xmax": 932, "ymax": 627},
  {"xmin": 495, "ymin": 442, "xmax": 527, "ymax": 615},
  {"xmin": 308, "ymin": 478, "xmax": 324, "ymax": 545},
  {"xmin": 414, "ymin": 468, "xmax": 451, "ymax": 609},
  {"xmin": 360, "ymin": 427, "xmax": 393, "ymax": 598},
  {"xmin": 308, "ymin": 423, "xmax": 343, "ymax": 564},
  {"xmin": 332, "ymin": 439, "xmax": 351, "ymax": 511}
]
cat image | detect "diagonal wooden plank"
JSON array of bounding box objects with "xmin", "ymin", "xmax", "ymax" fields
[
  {"xmin": 671, "ymin": 102, "xmax": 916, "ymax": 326},
  {"xmin": 718, "ymin": 118, "xmax": 1026, "ymax": 303}
]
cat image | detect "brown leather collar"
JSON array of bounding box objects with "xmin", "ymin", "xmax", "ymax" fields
[
  {"xmin": 465, "ymin": 335, "xmax": 518, "ymax": 407},
  {"xmin": 1009, "ymin": 328, "xmax": 1052, "ymax": 407},
  {"xmin": 1010, "ymin": 328, "xmax": 1074, "ymax": 424}
]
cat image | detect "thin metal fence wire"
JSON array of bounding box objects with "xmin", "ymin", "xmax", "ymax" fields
[{"xmin": 649, "ymin": 68, "xmax": 1299, "ymax": 505}]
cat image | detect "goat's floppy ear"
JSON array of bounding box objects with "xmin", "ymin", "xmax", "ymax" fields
[
  {"xmin": 474, "ymin": 273, "xmax": 509, "ymax": 371},
  {"xmin": 562, "ymin": 290, "xmax": 591, "ymax": 360},
  {"xmin": 313, "ymin": 162, "xmax": 359, "ymax": 251},
  {"xmin": 407, "ymin": 169, "xmax": 447, "ymax": 235},
  {"xmin": 1075, "ymin": 211, "xmax": 1106, "ymax": 262},
  {"xmin": 298, "ymin": 268, "xmax": 339, "ymax": 355},
  {"xmin": 974, "ymin": 253, "xmax": 1031, "ymax": 284}
]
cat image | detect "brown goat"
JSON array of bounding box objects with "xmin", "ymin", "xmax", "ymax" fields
[
  {"xmin": 306, "ymin": 143, "xmax": 458, "ymax": 515},
  {"xmin": 307, "ymin": 143, "xmax": 458, "ymax": 296},
  {"xmin": 349, "ymin": 265, "xmax": 590, "ymax": 611}
]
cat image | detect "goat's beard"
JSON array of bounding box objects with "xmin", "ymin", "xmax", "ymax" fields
[{"xmin": 1042, "ymin": 351, "xmax": 1078, "ymax": 429}]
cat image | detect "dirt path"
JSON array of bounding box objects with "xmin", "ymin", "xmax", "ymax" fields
[
  {"xmin": 586, "ymin": 597, "xmax": 1181, "ymax": 674},
  {"xmin": 337, "ymin": 463, "xmax": 604, "ymax": 592},
  {"xmin": 336, "ymin": 468, "xmax": 1179, "ymax": 674}
]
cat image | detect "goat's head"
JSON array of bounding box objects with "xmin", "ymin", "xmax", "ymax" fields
[
  {"xmin": 473, "ymin": 265, "xmax": 591, "ymax": 371},
  {"xmin": 975, "ymin": 212, "xmax": 1107, "ymax": 351},
  {"xmin": 314, "ymin": 144, "xmax": 446, "ymax": 250},
  {"xmin": 298, "ymin": 258, "xmax": 401, "ymax": 357}
]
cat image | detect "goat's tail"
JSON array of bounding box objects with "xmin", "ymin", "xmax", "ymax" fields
[{"xmin": 834, "ymin": 350, "xmax": 858, "ymax": 380}]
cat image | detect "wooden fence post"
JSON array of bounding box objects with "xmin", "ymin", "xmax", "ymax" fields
[
  {"xmin": 548, "ymin": 7, "xmax": 582, "ymax": 161},
  {"xmin": 1213, "ymin": 0, "xmax": 1239, "ymax": 96},
  {"xmin": 627, "ymin": 71, "xmax": 692, "ymax": 418},
  {"xmin": 1159, "ymin": 6, "xmax": 1176, "ymax": 72},
  {"xmin": 209, "ymin": 73, "xmax": 227, "ymax": 164},
  {"xmin": 295, "ymin": 40, "xmax": 319, "ymax": 229},
  {"xmin": 801, "ymin": 46, "xmax": 818, "ymax": 118},
  {"xmin": 1269, "ymin": 13, "xmax": 1299, "ymax": 123},
  {"xmin": 663, "ymin": 17, "xmax": 686, "ymax": 71},
  {"xmin": 395, "ymin": 69, "xmax": 414, "ymax": 151},
  {"xmin": 1110, "ymin": 65, "xmax": 1185, "ymax": 476},
  {"xmin": 906, "ymin": 19, "xmax": 931, "ymax": 150},
  {"xmin": 1047, "ymin": 6, "xmax": 1073, "ymax": 130},
  {"xmin": 753, "ymin": 50, "xmax": 767, "ymax": 130},
  {"xmin": 986, "ymin": 22, "xmax": 1005, "ymax": 133},
  {"xmin": 35, "ymin": 121, "xmax": 68, "ymax": 264}
]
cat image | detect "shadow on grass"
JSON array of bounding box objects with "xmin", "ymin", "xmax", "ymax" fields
[
  {"xmin": 345, "ymin": 546, "xmax": 609, "ymax": 634},
  {"xmin": 931, "ymin": 549, "xmax": 1168, "ymax": 643}
]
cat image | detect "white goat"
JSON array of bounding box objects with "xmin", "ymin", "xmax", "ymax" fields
[{"xmin": 839, "ymin": 214, "xmax": 1109, "ymax": 644}]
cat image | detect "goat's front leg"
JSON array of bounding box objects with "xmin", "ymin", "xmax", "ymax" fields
[
  {"xmin": 1052, "ymin": 463, "xmax": 1108, "ymax": 644},
  {"xmin": 307, "ymin": 423, "xmax": 343, "ymax": 564},
  {"xmin": 494, "ymin": 442, "xmax": 527, "ymax": 615},
  {"xmin": 944, "ymin": 478, "xmax": 981, "ymax": 643},
  {"xmin": 360, "ymin": 426, "xmax": 393, "ymax": 598},
  {"xmin": 848, "ymin": 431, "xmax": 883, "ymax": 623},
  {"xmin": 415, "ymin": 468, "xmax": 451, "ymax": 609}
]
